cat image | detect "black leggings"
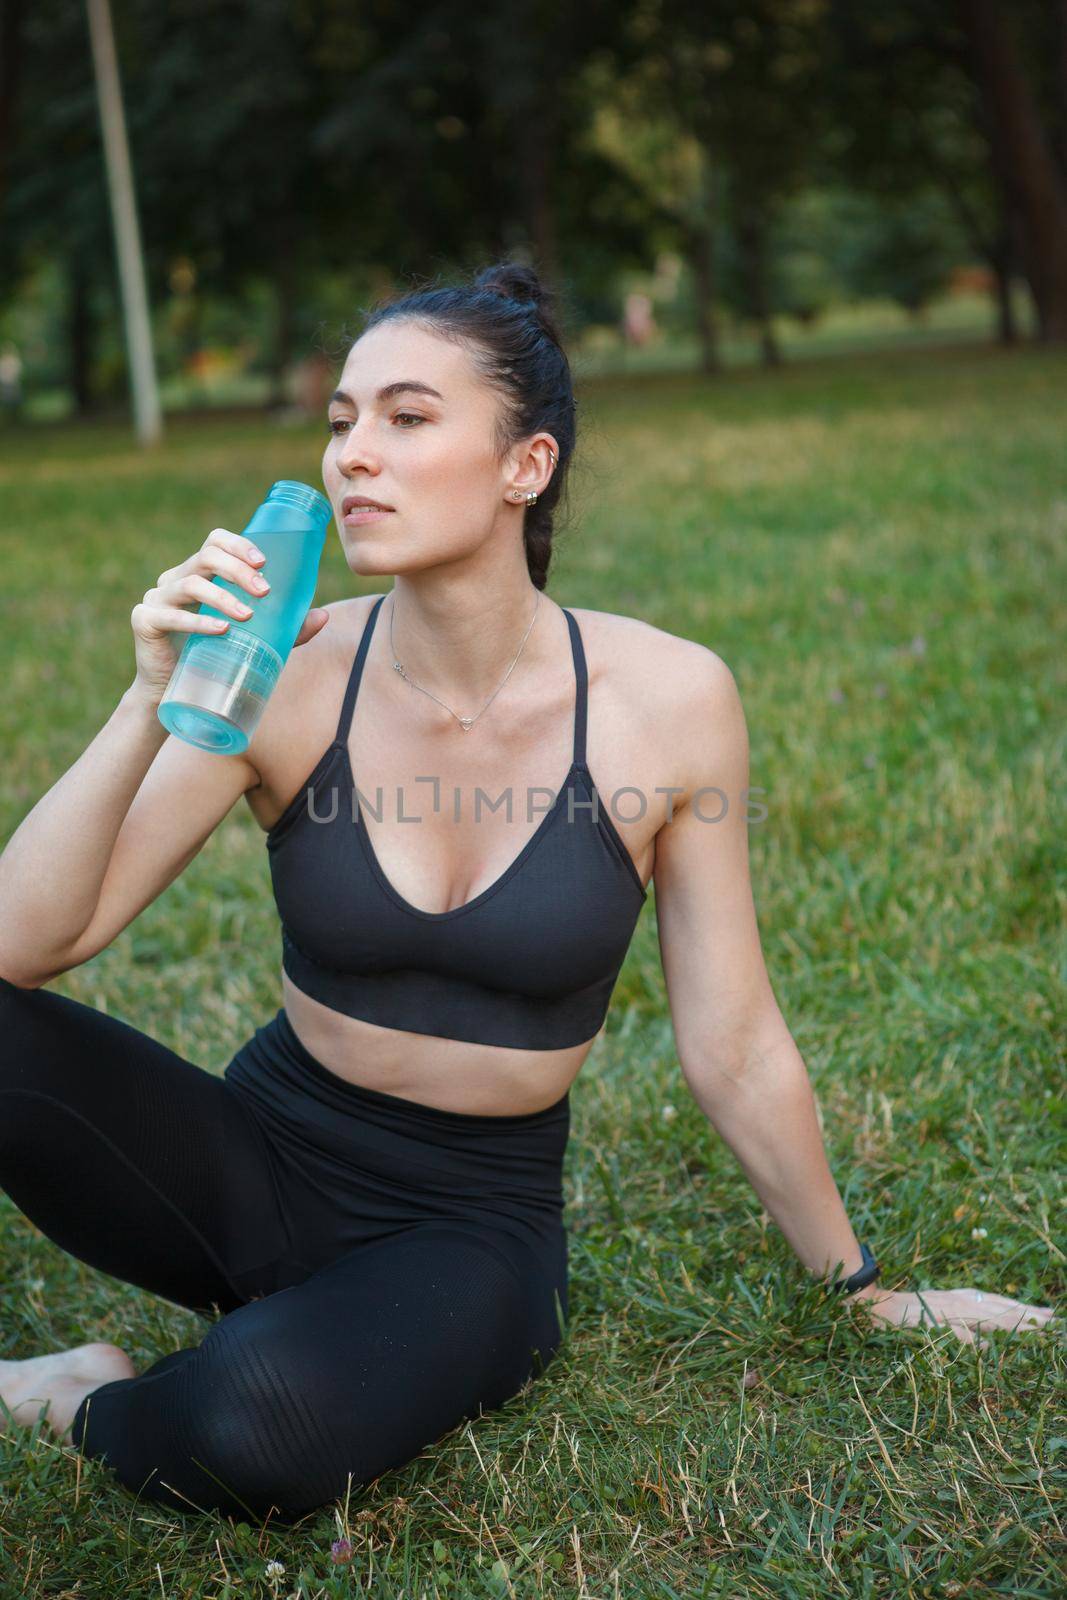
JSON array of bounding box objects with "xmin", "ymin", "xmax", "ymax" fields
[{"xmin": 0, "ymin": 975, "xmax": 570, "ymax": 1522}]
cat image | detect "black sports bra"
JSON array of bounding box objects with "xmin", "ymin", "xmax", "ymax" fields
[{"xmin": 265, "ymin": 594, "xmax": 648, "ymax": 1049}]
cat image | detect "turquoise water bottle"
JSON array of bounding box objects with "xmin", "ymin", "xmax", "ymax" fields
[{"xmin": 158, "ymin": 480, "xmax": 332, "ymax": 754}]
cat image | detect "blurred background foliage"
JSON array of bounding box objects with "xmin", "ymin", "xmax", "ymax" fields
[{"xmin": 1, "ymin": 0, "xmax": 1065, "ymax": 427}]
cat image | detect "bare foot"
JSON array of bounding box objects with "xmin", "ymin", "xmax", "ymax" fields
[{"xmin": 0, "ymin": 1342, "xmax": 137, "ymax": 1443}]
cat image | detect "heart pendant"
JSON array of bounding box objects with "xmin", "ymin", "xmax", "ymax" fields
[{"xmin": 458, "ymin": 717, "xmax": 474, "ymax": 730}]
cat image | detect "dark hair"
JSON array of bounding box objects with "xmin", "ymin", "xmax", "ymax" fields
[{"xmin": 356, "ymin": 261, "xmax": 577, "ymax": 591}]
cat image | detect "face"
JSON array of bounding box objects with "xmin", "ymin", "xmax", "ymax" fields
[{"xmin": 323, "ymin": 320, "xmax": 521, "ymax": 577}]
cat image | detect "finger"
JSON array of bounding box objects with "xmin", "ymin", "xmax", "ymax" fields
[
  {"xmin": 204, "ymin": 526, "xmax": 267, "ymax": 568},
  {"xmin": 997, "ymin": 1302, "xmax": 1056, "ymax": 1327},
  {"xmin": 1009, "ymin": 1310, "xmax": 1054, "ymax": 1332},
  {"xmin": 196, "ymin": 541, "xmax": 270, "ymax": 596},
  {"xmin": 293, "ymin": 609, "xmax": 330, "ymax": 647},
  {"xmin": 133, "ymin": 601, "xmax": 230, "ymax": 637},
  {"xmin": 172, "ymin": 572, "xmax": 259, "ymax": 621}
]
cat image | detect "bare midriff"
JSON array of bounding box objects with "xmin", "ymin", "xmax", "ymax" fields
[
  {"xmin": 249, "ymin": 596, "xmax": 670, "ymax": 1117},
  {"xmin": 282, "ymin": 969, "xmax": 597, "ymax": 1115}
]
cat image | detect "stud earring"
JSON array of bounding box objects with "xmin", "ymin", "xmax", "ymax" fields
[{"xmin": 509, "ymin": 446, "xmax": 556, "ymax": 506}]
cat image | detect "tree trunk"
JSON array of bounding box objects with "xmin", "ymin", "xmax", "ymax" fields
[
  {"xmin": 1056, "ymin": 0, "xmax": 1067, "ymax": 183},
  {"xmin": 269, "ymin": 240, "xmax": 297, "ymax": 410},
  {"xmin": 956, "ymin": 0, "xmax": 1067, "ymax": 342},
  {"xmin": 909, "ymin": 115, "xmax": 1015, "ymax": 344},
  {"xmin": 68, "ymin": 256, "xmax": 96, "ymax": 417},
  {"xmin": 0, "ymin": 0, "xmax": 26, "ymax": 213},
  {"xmin": 525, "ymin": 129, "xmax": 557, "ymax": 289},
  {"xmin": 690, "ymin": 142, "xmax": 721, "ymax": 375},
  {"xmin": 687, "ymin": 220, "xmax": 720, "ymax": 375},
  {"xmin": 517, "ymin": 86, "xmax": 563, "ymax": 332},
  {"xmin": 737, "ymin": 196, "xmax": 781, "ymax": 367},
  {"xmin": 988, "ymin": 160, "xmax": 1022, "ymax": 344},
  {"xmin": 991, "ymin": 249, "xmax": 1017, "ymax": 345}
]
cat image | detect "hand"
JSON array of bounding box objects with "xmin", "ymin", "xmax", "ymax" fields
[
  {"xmin": 130, "ymin": 526, "xmax": 330, "ymax": 706},
  {"xmin": 846, "ymin": 1284, "xmax": 1059, "ymax": 1347}
]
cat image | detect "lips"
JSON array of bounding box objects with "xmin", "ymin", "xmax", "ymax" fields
[{"xmin": 342, "ymin": 496, "xmax": 395, "ymax": 514}]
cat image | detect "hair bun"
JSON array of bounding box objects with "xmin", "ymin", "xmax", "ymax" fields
[
  {"xmin": 474, "ymin": 260, "xmax": 565, "ymax": 345},
  {"xmin": 475, "ymin": 261, "xmax": 546, "ymax": 312}
]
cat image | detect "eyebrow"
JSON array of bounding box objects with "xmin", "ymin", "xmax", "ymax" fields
[{"xmin": 329, "ymin": 381, "xmax": 444, "ymax": 406}]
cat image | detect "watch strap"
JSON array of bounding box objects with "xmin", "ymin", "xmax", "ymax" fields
[{"xmin": 832, "ymin": 1240, "xmax": 881, "ymax": 1295}]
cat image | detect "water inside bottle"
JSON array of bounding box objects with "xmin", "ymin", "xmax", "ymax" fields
[{"xmin": 159, "ymin": 633, "xmax": 281, "ymax": 753}]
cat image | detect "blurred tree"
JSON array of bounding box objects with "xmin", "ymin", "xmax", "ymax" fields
[
  {"xmin": 311, "ymin": 0, "xmax": 654, "ymax": 340},
  {"xmin": 770, "ymin": 188, "xmax": 847, "ymax": 326},
  {"xmin": 833, "ymin": 189, "xmax": 962, "ymax": 314},
  {"xmin": 0, "ymin": 0, "xmax": 25, "ymax": 218},
  {"xmin": 2, "ymin": 0, "xmax": 660, "ymax": 411},
  {"xmin": 582, "ymin": 57, "xmax": 721, "ymax": 359},
  {"xmin": 1, "ymin": 0, "xmax": 118, "ymax": 412},
  {"xmin": 113, "ymin": 0, "xmax": 348, "ymax": 407},
  {"xmin": 585, "ymin": 0, "xmax": 831, "ymax": 373},
  {"xmin": 710, "ymin": 0, "xmax": 830, "ymax": 368},
  {"xmin": 11, "ymin": 0, "xmax": 1058, "ymax": 413},
  {"xmin": 954, "ymin": 0, "xmax": 1067, "ymax": 341},
  {"xmin": 819, "ymin": 0, "xmax": 1066, "ymax": 344}
]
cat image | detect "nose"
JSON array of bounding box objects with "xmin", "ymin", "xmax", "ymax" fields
[{"xmin": 335, "ymin": 424, "xmax": 380, "ymax": 479}]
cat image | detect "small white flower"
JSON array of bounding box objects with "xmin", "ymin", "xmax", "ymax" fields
[
  {"xmin": 971, "ymin": 1227, "xmax": 988, "ymax": 1240},
  {"xmin": 265, "ymin": 1560, "xmax": 286, "ymax": 1580},
  {"xmin": 661, "ymin": 1104, "xmax": 677, "ymax": 1122}
]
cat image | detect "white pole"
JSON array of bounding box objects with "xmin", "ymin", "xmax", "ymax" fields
[{"xmin": 85, "ymin": 0, "xmax": 162, "ymax": 444}]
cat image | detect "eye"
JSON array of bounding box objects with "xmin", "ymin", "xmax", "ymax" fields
[{"xmin": 327, "ymin": 413, "xmax": 425, "ymax": 436}]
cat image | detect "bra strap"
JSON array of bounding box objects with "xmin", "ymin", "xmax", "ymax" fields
[
  {"xmin": 336, "ymin": 593, "xmax": 387, "ymax": 744},
  {"xmin": 562, "ymin": 608, "xmax": 588, "ymax": 767}
]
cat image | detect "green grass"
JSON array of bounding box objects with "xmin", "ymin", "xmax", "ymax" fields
[
  {"xmin": 0, "ymin": 336, "xmax": 1064, "ymax": 1597},
  {"xmin": 573, "ymin": 285, "xmax": 1040, "ymax": 379}
]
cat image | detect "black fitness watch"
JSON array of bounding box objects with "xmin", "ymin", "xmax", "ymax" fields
[{"xmin": 831, "ymin": 1241, "xmax": 881, "ymax": 1295}]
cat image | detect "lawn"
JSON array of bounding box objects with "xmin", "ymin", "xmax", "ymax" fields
[{"xmin": 0, "ymin": 335, "xmax": 1064, "ymax": 1597}]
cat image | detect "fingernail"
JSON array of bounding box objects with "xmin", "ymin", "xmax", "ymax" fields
[{"xmin": 249, "ymin": 547, "xmax": 266, "ymax": 563}]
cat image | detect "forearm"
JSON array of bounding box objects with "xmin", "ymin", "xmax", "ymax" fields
[
  {"xmin": 688, "ymin": 1030, "xmax": 872, "ymax": 1288},
  {"xmin": 0, "ymin": 682, "xmax": 169, "ymax": 983}
]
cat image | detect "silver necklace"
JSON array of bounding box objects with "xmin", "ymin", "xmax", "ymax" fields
[{"xmin": 389, "ymin": 589, "xmax": 542, "ymax": 731}]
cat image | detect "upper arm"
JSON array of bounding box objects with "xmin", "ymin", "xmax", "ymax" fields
[
  {"xmin": 42, "ymin": 598, "xmax": 350, "ymax": 982},
  {"xmin": 652, "ymin": 647, "xmax": 783, "ymax": 1090},
  {"xmin": 52, "ymin": 735, "xmax": 260, "ymax": 978}
]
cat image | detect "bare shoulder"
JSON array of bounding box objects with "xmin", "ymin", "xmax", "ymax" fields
[
  {"xmin": 569, "ymin": 602, "xmax": 736, "ymax": 716},
  {"xmin": 242, "ymin": 593, "xmax": 380, "ymax": 823},
  {"xmin": 569, "ymin": 604, "xmax": 742, "ymax": 800}
]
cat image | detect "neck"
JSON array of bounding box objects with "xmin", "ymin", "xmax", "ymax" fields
[{"xmin": 386, "ymin": 577, "xmax": 548, "ymax": 707}]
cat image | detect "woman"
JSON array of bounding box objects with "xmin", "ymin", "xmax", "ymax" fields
[{"xmin": 0, "ymin": 263, "xmax": 1054, "ymax": 1524}]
